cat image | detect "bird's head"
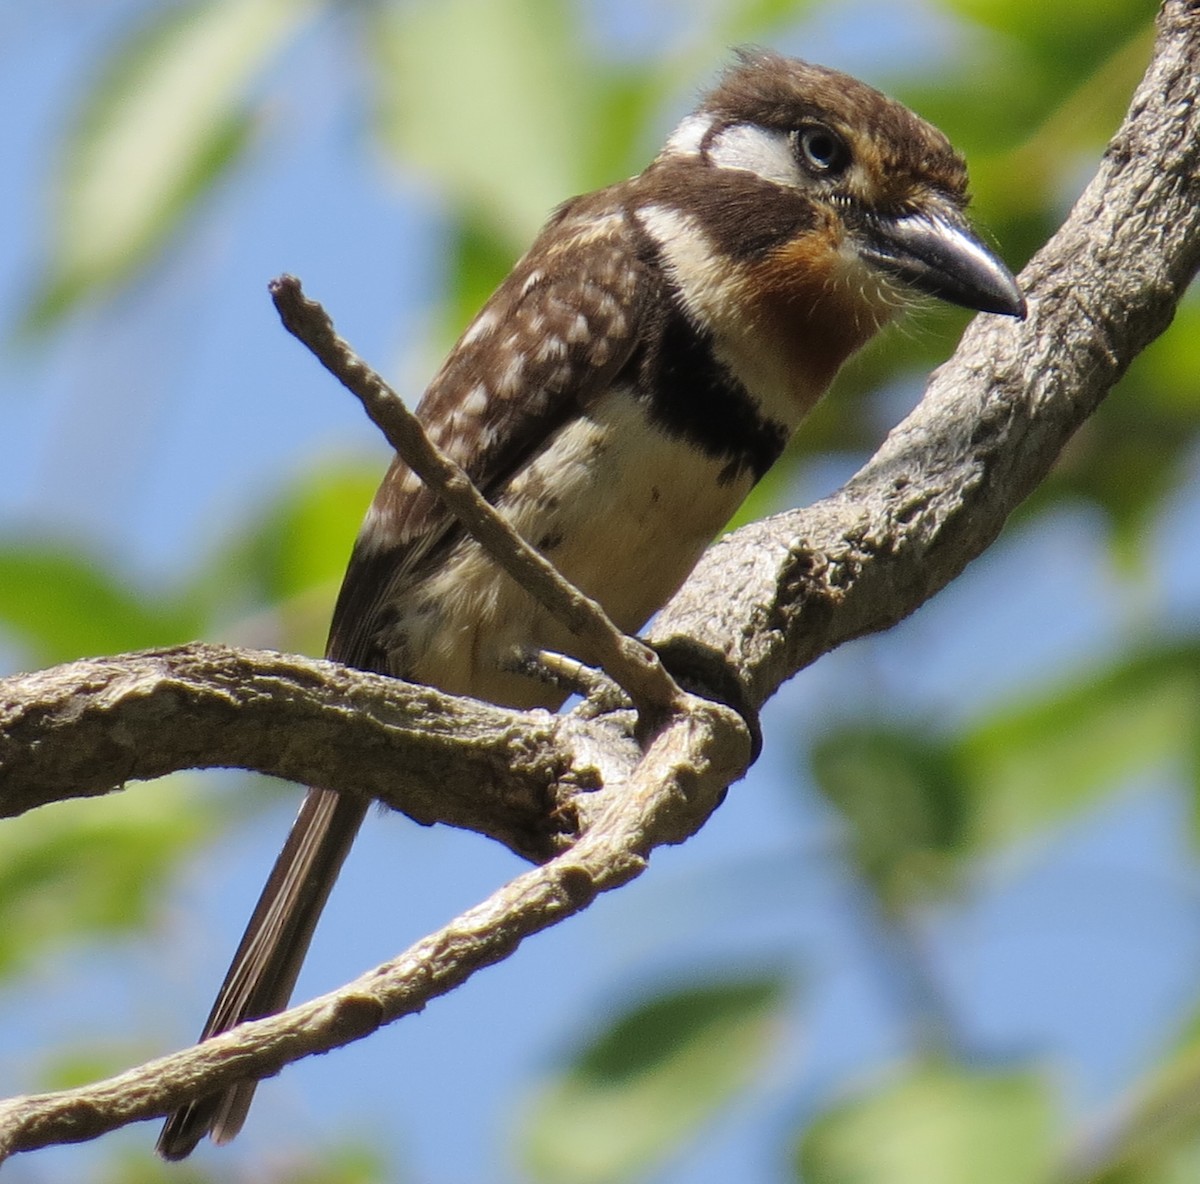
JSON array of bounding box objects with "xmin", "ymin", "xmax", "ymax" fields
[{"xmin": 644, "ymin": 50, "xmax": 1025, "ymax": 346}]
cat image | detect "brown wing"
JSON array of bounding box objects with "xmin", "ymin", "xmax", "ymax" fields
[{"xmin": 326, "ymin": 193, "xmax": 654, "ymax": 671}]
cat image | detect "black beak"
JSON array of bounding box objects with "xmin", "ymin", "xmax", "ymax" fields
[{"xmin": 858, "ymin": 196, "xmax": 1026, "ymax": 319}]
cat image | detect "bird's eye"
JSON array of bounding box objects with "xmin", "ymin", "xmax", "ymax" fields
[{"xmin": 795, "ymin": 124, "xmax": 850, "ymax": 176}]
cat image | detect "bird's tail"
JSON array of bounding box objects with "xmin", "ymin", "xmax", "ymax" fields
[{"xmin": 156, "ymin": 786, "xmax": 369, "ymax": 1160}]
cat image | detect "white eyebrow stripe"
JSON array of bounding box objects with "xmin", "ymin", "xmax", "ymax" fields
[
  {"xmin": 664, "ymin": 112, "xmax": 713, "ymax": 157},
  {"xmin": 706, "ymin": 124, "xmax": 799, "ymax": 187}
]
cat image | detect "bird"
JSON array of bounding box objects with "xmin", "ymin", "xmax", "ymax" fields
[{"xmin": 157, "ymin": 48, "xmax": 1024, "ymax": 1158}]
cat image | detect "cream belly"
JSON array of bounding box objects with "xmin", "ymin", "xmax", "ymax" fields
[{"xmin": 392, "ymin": 388, "xmax": 754, "ymax": 709}]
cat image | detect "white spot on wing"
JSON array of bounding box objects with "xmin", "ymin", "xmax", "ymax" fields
[
  {"xmin": 593, "ymin": 290, "xmax": 620, "ymax": 320},
  {"xmin": 564, "ymin": 313, "xmax": 590, "ymax": 344},
  {"xmin": 497, "ymin": 351, "xmax": 526, "ymax": 394},
  {"xmin": 462, "ymin": 383, "xmax": 489, "ymax": 416},
  {"xmin": 536, "ymin": 335, "xmax": 567, "ymax": 363},
  {"xmin": 443, "ymin": 431, "xmax": 474, "ymax": 463},
  {"xmin": 545, "ymin": 209, "xmax": 625, "ymax": 254},
  {"xmin": 460, "ymin": 309, "xmax": 499, "ymax": 347}
]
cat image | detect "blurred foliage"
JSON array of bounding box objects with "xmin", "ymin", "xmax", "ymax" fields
[
  {"xmin": 811, "ymin": 726, "xmax": 970, "ymax": 910},
  {"xmin": 199, "ymin": 459, "xmax": 381, "ymax": 654},
  {"xmin": 796, "ymin": 1061, "xmax": 1056, "ymax": 1184},
  {"xmin": 0, "ymin": 783, "xmax": 212, "ymax": 978},
  {"xmin": 82, "ymin": 1138, "xmax": 389, "ymax": 1184},
  {"xmin": 2, "ymin": 0, "xmax": 1199, "ymax": 1181},
  {"xmin": 960, "ymin": 642, "xmax": 1200, "ymax": 847},
  {"xmin": 369, "ymin": 0, "xmax": 597, "ymax": 249},
  {"xmin": 0, "ymin": 543, "xmax": 202, "ymax": 667},
  {"xmin": 520, "ymin": 976, "xmax": 788, "ymax": 1183},
  {"xmin": 1074, "ymin": 1010, "xmax": 1200, "ymax": 1184},
  {"xmin": 24, "ymin": 0, "xmax": 318, "ymax": 334},
  {"xmin": 810, "ymin": 641, "xmax": 1200, "ymax": 910}
]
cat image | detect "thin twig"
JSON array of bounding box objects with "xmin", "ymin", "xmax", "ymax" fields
[{"xmin": 269, "ymin": 276, "xmax": 681, "ymax": 720}]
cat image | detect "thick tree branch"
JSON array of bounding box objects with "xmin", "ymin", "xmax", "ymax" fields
[
  {"xmin": 0, "ymin": 643, "xmax": 582, "ymax": 861},
  {"xmin": 0, "ymin": 0, "xmax": 1197, "ymax": 1162}
]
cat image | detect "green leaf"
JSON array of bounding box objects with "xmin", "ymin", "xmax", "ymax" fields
[
  {"xmin": 38, "ymin": 1042, "xmax": 156, "ymax": 1092},
  {"xmin": 0, "ymin": 544, "xmax": 201, "ymax": 665},
  {"xmin": 957, "ymin": 645, "xmax": 1200, "ymax": 849},
  {"xmin": 811, "ymin": 726, "xmax": 970, "ymax": 909},
  {"xmin": 199, "ymin": 459, "xmax": 378, "ymax": 654},
  {"xmin": 521, "ymin": 976, "xmax": 788, "ymax": 1184},
  {"xmin": 967, "ymin": 25, "xmax": 1154, "ymax": 212},
  {"xmin": 367, "ymin": 0, "xmax": 592, "ymax": 248},
  {"xmin": 91, "ymin": 1138, "xmax": 388, "ymax": 1184},
  {"xmin": 1032, "ymin": 396, "xmax": 1200, "ymax": 570},
  {"xmin": 809, "ymin": 645, "xmax": 1200, "ymax": 899},
  {"xmin": 222, "ymin": 461, "xmax": 376, "ymax": 600},
  {"xmin": 797, "ymin": 1062, "xmax": 1055, "ymax": 1184},
  {"xmin": 1064, "ymin": 1009, "xmax": 1200, "ymax": 1183},
  {"xmin": 1134, "ymin": 295, "xmax": 1200, "ymax": 413},
  {"xmin": 0, "ymin": 784, "xmax": 212, "ymax": 979},
  {"xmin": 712, "ymin": 0, "xmax": 817, "ymax": 45},
  {"xmin": 98, "ymin": 1150, "xmax": 222, "ymax": 1184},
  {"xmin": 442, "ymin": 212, "xmax": 527, "ymax": 351},
  {"xmin": 942, "ymin": 0, "xmax": 1148, "ymax": 75},
  {"xmin": 26, "ymin": 0, "xmax": 315, "ymax": 330},
  {"xmin": 1034, "ymin": 293, "xmax": 1200, "ymax": 565},
  {"xmin": 1139, "ymin": 1143, "xmax": 1200, "ymax": 1184}
]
